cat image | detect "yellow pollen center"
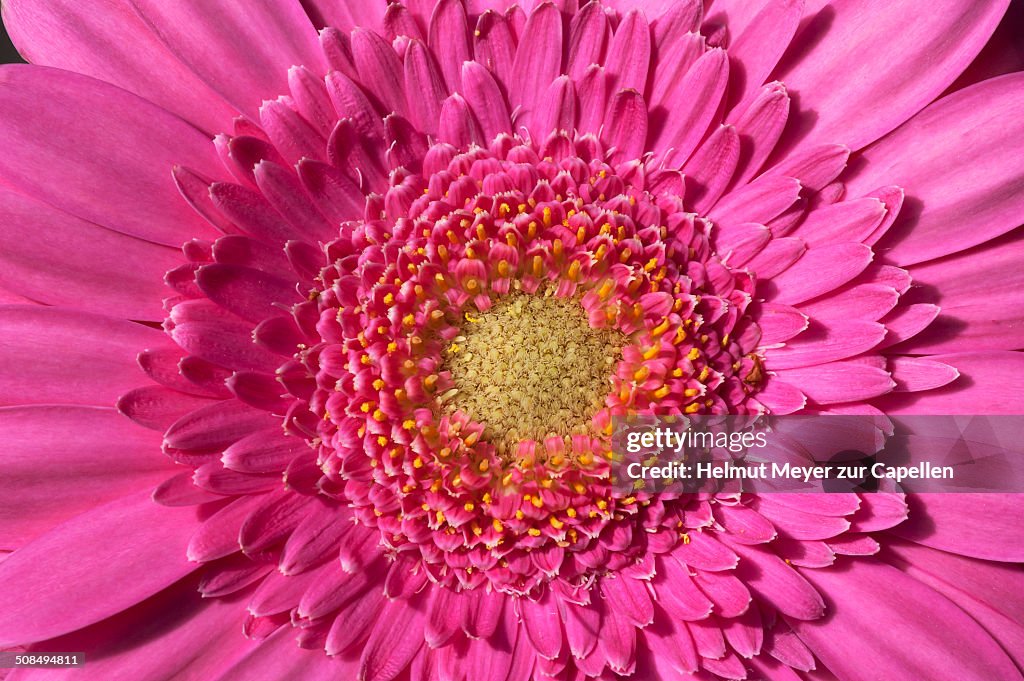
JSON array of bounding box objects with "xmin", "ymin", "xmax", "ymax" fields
[{"xmin": 444, "ymin": 292, "xmax": 622, "ymax": 455}]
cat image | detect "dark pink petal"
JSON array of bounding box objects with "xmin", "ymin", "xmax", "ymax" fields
[
  {"xmin": 0, "ymin": 406, "xmax": 174, "ymax": 546},
  {"xmin": 876, "ymin": 351, "xmax": 1024, "ymax": 414},
  {"xmin": 359, "ymin": 595, "xmax": 427, "ymax": 681},
  {"xmin": 439, "ymin": 93, "xmax": 485, "ymax": 147},
  {"xmin": 429, "ymin": 0, "xmax": 472, "ymax": 94},
  {"xmin": 0, "ymin": 189, "xmax": 181, "ymax": 321},
  {"xmin": 566, "ymin": 1, "xmax": 610, "ymax": 81},
  {"xmin": 0, "ymin": 306, "xmax": 173, "ymax": 407},
  {"xmin": 117, "ymin": 386, "xmax": 218, "ymax": 431},
  {"xmin": 164, "ymin": 400, "xmax": 280, "ymax": 455},
  {"xmin": 215, "ymin": 624, "xmax": 351, "ymax": 681},
  {"xmin": 404, "ymin": 40, "xmax": 448, "ymax": 136},
  {"xmin": 510, "ymin": 2, "xmax": 563, "ymax": 122},
  {"xmin": 890, "ymin": 494, "xmax": 1024, "ymax": 562},
  {"xmin": 196, "ymin": 264, "xmax": 301, "ymax": 324},
  {"xmin": 846, "ymin": 72, "xmax": 1024, "ymax": 265},
  {"xmin": 352, "ymin": 28, "xmax": 409, "ymax": 118},
  {"xmin": 729, "ymin": 542, "xmax": 824, "ymax": 620},
  {"xmin": 472, "ymin": 10, "xmax": 517, "ymax": 92},
  {"xmin": 519, "ymin": 590, "xmax": 563, "ymax": 659},
  {"xmin": 0, "ymin": 491, "xmax": 202, "ymax": 647},
  {"xmin": 776, "ymin": 0, "xmax": 1009, "ymax": 153},
  {"xmin": 462, "ymin": 61, "xmax": 513, "ymax": 141},
  {"xmin": 130, "ymin": 0, "xmax": 326, "ymax": 119},
  {"xmin": 604, "ymin": 10, "xmax": 650, "ymax": 94},
  {"xmin": 2, "ymin": 0, "xmax": 237, "ymax": 132},
  {"xmin": 682, "ymin": 125, "xmax": 740, "ymax": 213},
  {"xmin": 0, "ymin": 65, "xmax": 226, "ymax": 246},
  {"xmin": 170, "ymin": 320, "xmax": 283, "ymax": 373},
  {"xmin": 280, "ymin": 500, "xmax": 351, "ymax": 574},
  {"xmin": 604, "ymin": 89, "xmax": 648, "ymax": 163},
  {"xmin": 899, "ymin": 232, "xmax": 1024, "ymax": 352},
  {"xmin": 793, "ymin": 559, "xmax": 1021, "ymax": 681}
]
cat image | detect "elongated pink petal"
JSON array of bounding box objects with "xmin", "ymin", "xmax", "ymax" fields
[
  {"xmin": 845, "ymin": 72, "xmax": 1024, "ymax": 265},
  {"xmin": 130, "ymin": 0, "xmax": 326, "ymax": 119},
  {"xmin": 0, "ymin": 306, "xmax": 174, "ymax": 407},
  {"xmin": 0, "ymin": 189, "xmax": 181, "ymax": 321},
  {"xmin": 793, "ymin": 559, "xmax": 1021, "ymax": 681},
  {"xmin": 1, "ymin": 0, "xmax": 237, "ymax": 132},
  {"xmin": 0, "ymin": 65, "xmax": 226, "ymax": 246},
  {"xmin": 0, "ymin": 406, "xmax": 174, "ymax": 546},
  {"xmin": 0, "ymin": 491, "xmax": 202, "ymax": 647},
  {"xmin": 776, "ymin": 0, "xmax": 1009, "ymax": 153}
]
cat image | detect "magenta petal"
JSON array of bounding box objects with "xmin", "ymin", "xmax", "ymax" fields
[
  {"xmin": 0, "ymin": 65, "xmax": 226, "ymax": 246},
  {"xmin": 773, "ymin": 360, "xmax": 895, "ymax": 404},
  {"xmin": 889, "ymin": 494, "xmax": 1024, "ymax": 562},
  {"xmin": 846, "ymin": 72, "xmax": 1024, "ymax": 265},
  {"xmin": 876, "ymin": 351, "xmax": 1024, "ymax": 414},
  {"xmin": 215, "ymin": 623, "xmax": 350, "ymax": 681},
  {"xmin": 899, "ymin": 232, "xmax": 1024, "ymax": 352},
  {"xmin": 2, "ymin": 0, "xmax": 237, "ymax": 132},
  {"xmin": 0, "ymin": 189, "xmax": 181, "ymax": 321},
  {"xmin": 793, "ymin": 559, "xmax": 1022, "ymax": 681},
  {"xmin": 0, "ymin": 306, "xmax": 174, "ymax": 407},
  {"xmin": 0, "ymin": 406, "xmax": 174, "ymax": 546},
  {"xmin": 130, "ymin": 0, "xmax": 326, "ymax": 119},
  {"xmin": 776, "ymin": 0, "xmax": 1009, "ymax": 153},
  {"xmin": 0, "ymin": 491, "xmax": 202, "ymax": 647}
]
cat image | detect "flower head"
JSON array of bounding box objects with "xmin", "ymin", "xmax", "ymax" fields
[{"xmin": 1, "ymin": 1, "xmax": 1024, "ymax": 680}]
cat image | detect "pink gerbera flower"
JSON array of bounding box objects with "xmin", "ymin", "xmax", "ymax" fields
[{"xmin": 1, "ymin": 0, "xmax": 1023, "ymax": 679}]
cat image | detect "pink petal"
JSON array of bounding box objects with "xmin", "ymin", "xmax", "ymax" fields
[
  {"xmin": 876, "ymin": 351, "xmax": 1024, "ymax": 414},
  {"xmin": 725, "ymin": 0, "xmax": 802, "ymax": 108},
  {"xmin": 130, "ymin": 0, "xmax": 326, "ymax": 119},
  {"xmin": 216, "ymin": 624, "xmax": 351, "ymax": 681},
  {"xmin": 845, "ymin": 72, "xmax": 1024, "ymax": 265},
  {"xmin": 793, "ymin": 559, "xmax": 1021, "ymax": 681},
  {"xmin": 605, "ymin": 10, "xmax": 650, "ymax": 94},
  {"xmin": 462, "ymin": 61, "xmax": 513, "ymax": 141},
  {"xmin": 0, "ymin": 189, "xmax": 181, "ymax": 321},
  {"xmin": 776, "ymin": 0, "xmax": 1009, "ymax": 153},
  {"xmin": 888, "ymin": 357, "xmax": 960, "ymax": 392},
  {"xmin": 799, "ymin": 284, "xmax": 899, "ymax": 323},
  {"xmin": 2, "ymin": 0, "xmax": 237, "ymax": 132},
  {"xmin": 890, "ymin": 494, "xmax": 1024, "ymax": 562},
  {"xmin": 0, "ymin": 306, "xmax": 173, "ymax": 407},
  {"xmin": 0, "ymin": 65, "xmax": 226, "ymax": 246},
  {"xmin": 767, "ymin": 243, "xmax": 874, "ymax": 305},
  {"xmin": 682, "ymin": 125, "xmax": 740, "ymax": 213},
  {"xmin": 429, "ymin": 0, "xmax": 472, "ymax": 94},
  {"xmin": 899, "ymin": 232, "xmax": 1024, "ymax": 352},
  {"xmin": 773, "ymin": 360, "xmax": 895, "ymax": 404},
  {"xmin": 766, "ymin": 320, "xmax": 887, "ymax": 369},
  {"xmin": 728, "ymin": 542, "xmax": 825, "ymax": 621},
  {"xmin": 0, "ymin": 406, "xmax": 174, "ymax": 546},
  {"xmin": 510, "ymin": 3, "xmax": 563, "ymax": 124},
  {"xmin": 0, "ymin": 491, "xmax": 202, "ymax": 647},
  {"xmin": 658, "ymin": 48, "xmax": 730, "ymax": 165},
  {"xmin": 195, "ymin": 264, "xmax": 301, "ymax": 325}
]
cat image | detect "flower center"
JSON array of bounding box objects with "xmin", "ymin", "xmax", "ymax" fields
[{"xmin": 444, "ymin": 290, "xmax": 623, "ymax": 454}]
